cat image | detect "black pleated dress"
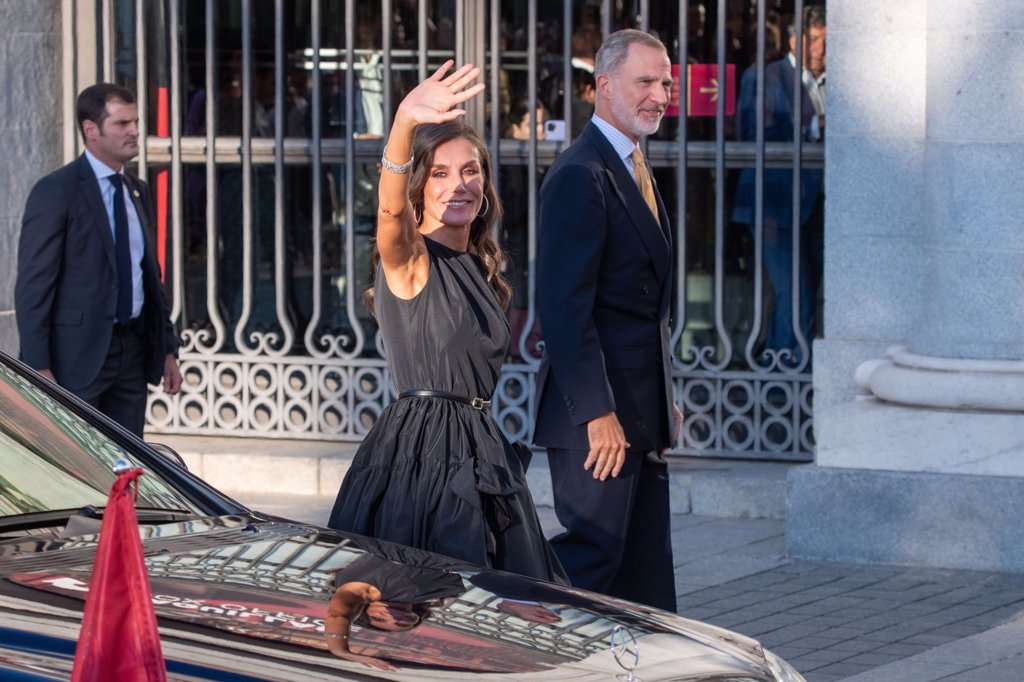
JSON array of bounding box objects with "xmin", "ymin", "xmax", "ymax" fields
[{"xmin": 328, "ymin": 236, "xmax": 567, "ymax": 585}]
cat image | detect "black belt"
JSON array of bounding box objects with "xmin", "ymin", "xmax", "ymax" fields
[
  {"xmin": 112, "ymin": 316, "xmax": 144, "ymax": 336},
  {"xmin": 397, "ymin": 389, "xmax": 492, "ymax": 411}
]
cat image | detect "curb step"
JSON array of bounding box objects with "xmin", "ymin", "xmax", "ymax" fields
[{"xmin": 152, "ymin": 434, "xmax": 797, "ymax": 520}]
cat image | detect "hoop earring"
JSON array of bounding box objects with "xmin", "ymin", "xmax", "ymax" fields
[
  {"xmin": 478, "ymin": 194, "xmax": 490, "ymax": 218},
  {"xmin": 414, "ymin": 205, "xmax": 423, "ymax": 224}
]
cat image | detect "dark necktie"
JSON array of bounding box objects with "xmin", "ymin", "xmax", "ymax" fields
[
  {"xmin": 630, "ymin": 147, "xmax": 660, "ymax": 227},
  {"xmin": 109, "ymin": 174, "xmax": 133, "ymax": 324}
]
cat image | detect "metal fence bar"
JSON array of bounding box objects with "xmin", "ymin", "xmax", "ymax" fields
[
  {"xmin": 341, "ymin": 0, "xmax": 366, "ymax": 359},
  {"xmin": 197, "ymin": 0, "xmax": 226, "ymax": 354},
  {"xmin": 382, "ymin": 0, "xmax": 393, "ymax": 134},
  {"xmin": 418, "ymin": 0, "xmax": 427, "ymax": 80},
  {"xmin": 135, "ymin": 0, "xmax": 147, "ymax": 183},
  {"xmin": 670, "ymin": 0, "xmax": 690, "ymax": 364},
  {"xmin": 271, "ymin": 0, "xmax": 295, "ymax": 356},
  {"xmin": 710, "ymin": 0, "xmax": 733, "ymax": 374},
  {"xmin": 234, "ymin": 0, "xmax": 256, "ymax": 354},
  {"xmin": 168, "ymin": 0, "xmax": 183, "ymax": 324},
  {"xmin": 790, "ymin": 0, "xmax": 811, "ymax": 373},
  {"xmin": 306, "ymin": 0, "xmax": 327, "ymax": 359},
  {"xmin": 101, "ymin": 0, "xmax": 113, "ymax": 82},
  {"xmin": 744, "ymin": 0, "xmax": 768, "ymax": 371}
]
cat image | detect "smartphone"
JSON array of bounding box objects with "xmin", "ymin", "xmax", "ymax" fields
[{"xmin": 544, "ymin": 119, "xmax": 567, "ymax": 141}]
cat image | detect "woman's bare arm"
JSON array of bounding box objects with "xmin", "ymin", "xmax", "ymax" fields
[{"xmin": 376, "ymin": 61, "xmax": 485, "ymax": 299}]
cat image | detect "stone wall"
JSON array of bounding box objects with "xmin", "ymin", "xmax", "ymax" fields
[
  {"xmin": 0, "ymin": 1, "xmax": 64, "ymax": 356},
  {"xmin": 791, "ymin": 0, "xmax": 1024, "ymax": 572}
]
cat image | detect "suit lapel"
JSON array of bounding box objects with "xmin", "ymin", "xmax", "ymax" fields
[
  {"xmin": 78, "ymin": 154, "xmax": 118, "ymax": 274},
  {"xmin": 582, "ymin": 125, "xmax": 671, "ymax": 283}
]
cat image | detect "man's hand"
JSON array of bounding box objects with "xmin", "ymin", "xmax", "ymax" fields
[
  {"xmin": 585, "ymin": 412, "xmax": 629, "ymax": 481},
  {"xmin": 673, "ymin": 403, "xmax": 684, "ymax": 443},
  {"xmin": 37, "ymin": 368, "xmax": 57, "ymax": 384},
  {"xmin": 163, "ymin": 355, "xmax": 182, "ymax": 394}
]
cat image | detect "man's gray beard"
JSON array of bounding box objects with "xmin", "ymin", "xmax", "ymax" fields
[{"xmin": 610, "ymin": 97, "xmax": 662, "ymax": 138}]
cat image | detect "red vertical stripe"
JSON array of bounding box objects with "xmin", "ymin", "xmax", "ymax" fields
[{"xmin": 156, "ymin": 87, "xmax": 169, "ymax": 279}]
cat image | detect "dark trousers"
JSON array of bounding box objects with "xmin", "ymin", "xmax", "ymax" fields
[
  {"xmin": 547, "ymin": 447, "xmax": 676, "ymax": 612},
  {"xmin": 73, "ymin": 326, "xmax": 148, "ymax": 437}
]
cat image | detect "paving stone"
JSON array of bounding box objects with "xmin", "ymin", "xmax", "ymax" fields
[
  {"xmin": 822, "ymin": 607, "xmax": 877, "ymax": 621},
  {"xmin": 791, "ymin": 648, "xmax": 857, "ymax": 664},
  {"xmin": 734, "ymin": 613, "xmax": 808, "ymax": 631},
  {"xmin": 843, "ymin": 651, "xmax": 905, "ymax": 666},
  {"xmin": 788, "ymin": 635, "xmax": 850, "ymax": 649},
  {"xmin": 800, "ymin": 615, "xmax": 854, "ymax": 630},
  {"xmin": 875, "ymin": 642, "xmax": 932, "ymax": 657},
  {"xmin": 940, "ymin": 655, "xmax": 1024, "ymax": 682},
  {"xmin": 829, "ymin": 638, "xmax": 881, "ymax": 653},
  {"xmin": 936, "ymin": 623, "xmax": 999, "ymax": 638},
  {"xmin": 804, "ymin": 673, "xmax": 845, "ymax": 682},
  {"xmin": 809, "ymin": 661, "xmax": 874, "ymax": 677},
  {"xmin": 822, "ymin": 626, "xmax": 878, "ymax": 640},
  {"xmin": 756, "ymin": 624, "xmax": 827, "ymax": 646},
  {"xmin": 901, "ymin": 632, "xmax": 961, "ymax": 646}
]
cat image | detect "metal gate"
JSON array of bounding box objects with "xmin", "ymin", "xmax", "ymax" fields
[{"xmin": 68, "ymin": 0, "xmax": 824, "ymax": 461}]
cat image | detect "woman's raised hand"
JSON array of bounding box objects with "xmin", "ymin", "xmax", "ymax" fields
[{"xmin": 397, "ymin": 60, "xmax": 485, "ymax": 125}]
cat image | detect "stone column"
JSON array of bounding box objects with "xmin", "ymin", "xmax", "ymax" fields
[
  {"xmin": 788, "ymin": 0, "xmax": 1024, "ymax": 571},
  {"xmin": 0, "ymin": 1, "xmax": 64, "ymax": 355}
]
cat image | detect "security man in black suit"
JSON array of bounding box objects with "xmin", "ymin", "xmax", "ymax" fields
[
  {"xmin": 15, "ymin": 83, "xmax": 181, "ymax": 436},
  {"xmin": 535, "ymin": 30, "xmax": 682, "ymax": 612}
]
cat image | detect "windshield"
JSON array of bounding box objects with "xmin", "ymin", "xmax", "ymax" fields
[{"xmin": 0, "ymin": 362, "xmax": 200, "ymax": 516}]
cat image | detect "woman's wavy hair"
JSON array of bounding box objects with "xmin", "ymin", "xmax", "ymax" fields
[{"xmin": 364, "ymin": 121, "xmax": 510, "ymax": 318}]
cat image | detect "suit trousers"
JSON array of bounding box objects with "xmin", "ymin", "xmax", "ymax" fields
[
  {"xmin": 547, "ymin": 447, "xmax": 676, "ymax": 612},
  {"xmin": 73, "ymin": 324, "xmax": 149, "ymax": 437}
]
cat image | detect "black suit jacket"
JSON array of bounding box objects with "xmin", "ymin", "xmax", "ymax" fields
[
  {"xmin": 15, "ymin": 154, "xmax": 178, "ymax": 391},
  {"xmin": 534, "ymin": 123, "xmax": 674, "ymax": 452}
]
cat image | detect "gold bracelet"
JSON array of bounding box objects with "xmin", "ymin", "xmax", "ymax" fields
[
  {"xmin": 381, "ymin": 145, "xmax": 414, "ymax": 174},
  {"xmin": 325, "ymin": 632, "xmax": 349, "ymax": 639}
]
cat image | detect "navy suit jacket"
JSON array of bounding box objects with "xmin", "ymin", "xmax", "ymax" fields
[
  {"xmin": 15, "ymin": 154, "xmax": 178, "ymax": 391},
  {"xmin": 534, "ymin": 123, "xmax": 674, "ymax": 452},
  {"xmin": 732, "ymin": 56, "xmax": 824, "ymax": 228}
]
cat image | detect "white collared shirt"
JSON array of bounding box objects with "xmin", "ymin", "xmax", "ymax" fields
[
  {"xmin": 788, "ymin": 53, "xmax": 825, "ymax": 141},
  {"xmin": 85, "ymin": 149, "xmax": 145, "ymax": 319},
  {"xmin": 590, "ymin": 114, "xmax": 643, "ymax": 182}
]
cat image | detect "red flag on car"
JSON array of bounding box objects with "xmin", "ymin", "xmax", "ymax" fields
[{"xmin": 71, "ymin": 466, "xmax": 167, "ymax": 682}]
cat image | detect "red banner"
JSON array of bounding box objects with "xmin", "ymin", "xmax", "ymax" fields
[{"xmin": 666, "ymin": 64, "xmax": 736, "ymax": 117}]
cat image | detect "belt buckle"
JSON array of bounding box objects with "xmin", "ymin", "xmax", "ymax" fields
[{"xmin": 471, "ymin": 397, "xmax": 491, "ymax": 410}]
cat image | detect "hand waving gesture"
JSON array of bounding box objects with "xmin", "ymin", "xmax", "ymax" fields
[{"xmin": 397, "ymin": 60, "xmax": 485, "ymax": 125}]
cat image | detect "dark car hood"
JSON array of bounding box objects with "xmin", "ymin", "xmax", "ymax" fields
[{"xmin": 0, "ymin": 513, "xmax": 780, "ymax": 681}]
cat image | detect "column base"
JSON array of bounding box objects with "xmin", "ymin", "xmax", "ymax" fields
[{"xmin": 856, "ymin": 345, "xmax": 1024, "ymax": 412}]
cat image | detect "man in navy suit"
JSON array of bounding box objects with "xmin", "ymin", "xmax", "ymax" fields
[
  {"xmin": 15, "ymin": 83, "xmax": 181, "ymax": 436},
  {"xmin": 733, "ymin": 6, "xmax": 826, "ymax": 364},
  {"xmin": 534, "ymin": 29, "xmax": 682, "ymax": 612}
]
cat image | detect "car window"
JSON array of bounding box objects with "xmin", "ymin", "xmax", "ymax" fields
[{"xmin": 0, "ymin": 362, "xmax": 200, "ymax": 516}]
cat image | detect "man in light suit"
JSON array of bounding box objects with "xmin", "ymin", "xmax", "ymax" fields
[
  {"xmin": 16, "ymin": 83, "xmax": 181, "ymax": 436},
  {"xmin": 535, "ymin": 29, "xmax": 682, "ymax": 612}
]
